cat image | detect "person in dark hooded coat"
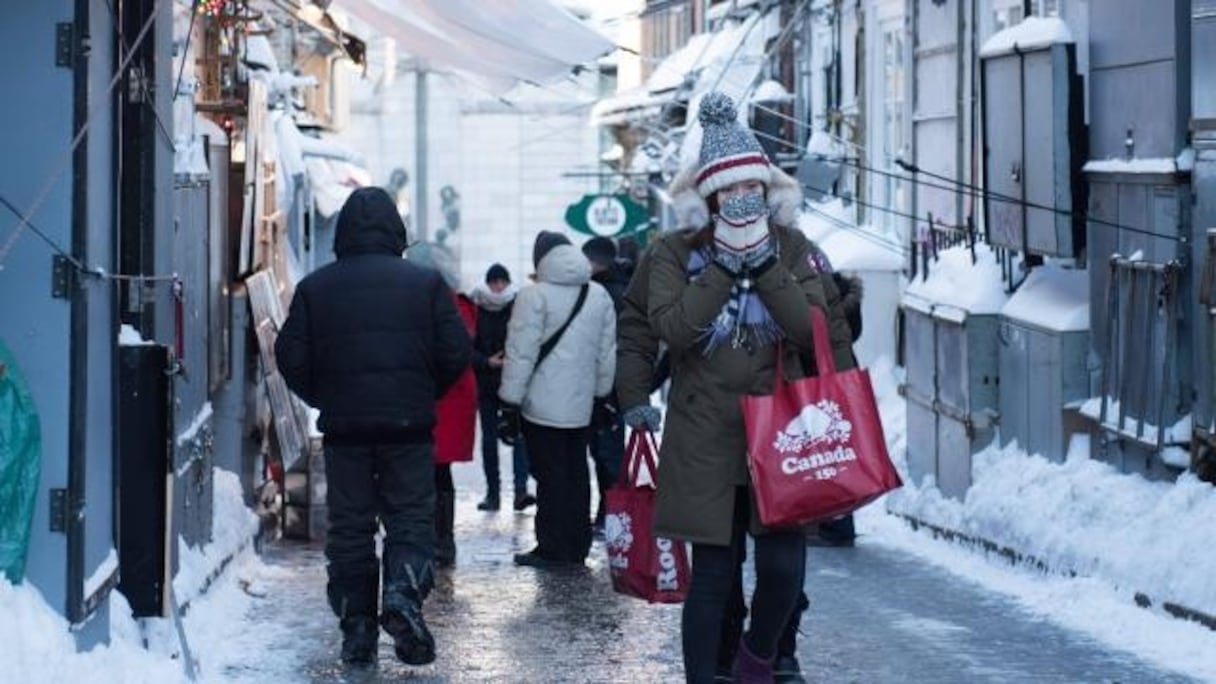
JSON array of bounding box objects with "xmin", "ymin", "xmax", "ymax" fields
[{"xmin": 275, "ymin": 187, "xmax": 471, "ymax": 668}]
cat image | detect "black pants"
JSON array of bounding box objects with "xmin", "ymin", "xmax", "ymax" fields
[
  {"xmin": 479, "ymin": 394, "xmax": 530, "ymax": 491},
  {"xmin": 681, "ymin": 489, "xmax": 807, "ymax": 683},
  {"xmin": 434, "ymin": 463, "xmax": 454, "ymax": 493},
  {"xmin": 325, "ymin": 441, "xmax": 436, "ymax": 619},
  {"xmin": 522, "ymin": 419, "xmax": 591, "ymax": 562},
  {"xmin": 588, "ymin": 414, "xmax": 625, "ymax": 526}
]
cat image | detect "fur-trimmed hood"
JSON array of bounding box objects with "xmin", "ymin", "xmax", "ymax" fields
[{"xmin": 669, "ymin": 164, "xmax": 804, "ymax": 232}]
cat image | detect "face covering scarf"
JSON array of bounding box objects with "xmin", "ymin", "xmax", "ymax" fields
[{"xmin": 688, "ymin": 192, "xmax": 783, "ymax": 356}]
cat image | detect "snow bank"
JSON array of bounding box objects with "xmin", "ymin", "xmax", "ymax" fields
[
  {"xmin": 173, "ymin": 469, "xmax": 260, "ymax": 605},
  {"xmin": 904, "ymin": 244, "xmax": 1009, "ymax": 316},
  {"xmin": 979, "ymin": 17, "xmax": 1073, "ymax": 58},
  {"xmin": 885, "ymin": 437, "xmax": 1216, "ymax": 619},
  {"xmin": 1000, "ymin": 264, "xmax": 1089, "ymax": 332},
  {"xmin": 1076, "ymin": 398, "xmax": 1192, "ymax": 446},
  {"xmin": 0, "ymin": 580, "xmax": 187, "ymax": 683}
]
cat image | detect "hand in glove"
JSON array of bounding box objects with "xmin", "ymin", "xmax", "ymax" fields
[
  {"xmin": 712, "ymin": 190, "xmax": 776, "ymax": 275},
  {"xmin": 621, "ymin": 404, "xmax": 663, "ymax": 432},
  {"xmin": 593, "ymin": 396, "xmax": 621, "ymax": 432},
  {"xmin": 496, "ymin": 403, "xmax": 522, "ymax": 446}
]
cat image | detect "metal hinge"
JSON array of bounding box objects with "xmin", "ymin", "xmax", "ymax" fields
[
  {"xmin": 49, "ymin": 488, "xmax": 68, "ymax": 532},
  {"xmin": 52, "ymin": 255, "xmax": 74, "ymax": 299},
  {"xmin": 55, "ymin": 23, "xmax": 74, "ymax": 68}
]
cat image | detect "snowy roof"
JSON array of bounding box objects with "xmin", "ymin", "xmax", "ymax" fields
[
  {"xmin": 903, "ymin": 245, "xmax": 1010, "ymax": 316},
  {"xmin": 590, "ymin": 11, "xmax": 769, "ymax": 127},
  {"xmin": 979, "ymin": 17, "xmax": 1074, "ymax": 58},
  {"xmin": 817, "ymin": 227, "xmax": 905, "ymax": 272},
  {"xmin": 1000, "ymin": 264, "xmax": 1090, "ymax": 332}
]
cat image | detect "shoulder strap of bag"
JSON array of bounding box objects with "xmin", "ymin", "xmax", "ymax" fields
[{"xmin": 535, "ymin": 284, "xmax": 589, "ymax": 369}]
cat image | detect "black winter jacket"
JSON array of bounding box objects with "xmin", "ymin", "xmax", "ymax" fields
[
  {"xmin": 275, "ymin": 187, "xmax": 471, "ymax": 443},
  {"xmin": 472, "ymin": 301, "xmax": 513, "ymax": 396}
]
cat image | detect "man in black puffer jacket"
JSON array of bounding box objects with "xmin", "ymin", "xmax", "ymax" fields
[{"xmin": 276, "ymin": 187, "xmax": 471, "ymax": 668}]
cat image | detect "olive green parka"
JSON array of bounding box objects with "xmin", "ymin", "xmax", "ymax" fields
[{"xmin": 618, "ymin": 166, "xmax": 857, "ymax": 546}]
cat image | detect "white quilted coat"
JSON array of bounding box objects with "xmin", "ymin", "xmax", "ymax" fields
[{"xmin": 498, "ymin": 243, "xmax": 617, "ymax": 428}]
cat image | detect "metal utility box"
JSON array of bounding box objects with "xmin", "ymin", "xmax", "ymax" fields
[
  {"xmin": 902, "ymin": 296, "xmax": 1000, "ymax": 500},
  {"xmin": 998, "ymin": 267, "xmax": 1091, "ymax": 461},
  {"xmin": 981, "ymin": 29, "xmax": 1086, "ymax": 258},
  {"xmin": 1084, "ymin": 167, "xmax": 1190, "ymax": 479}
]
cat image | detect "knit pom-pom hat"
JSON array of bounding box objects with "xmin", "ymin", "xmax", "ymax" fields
[{"xmin": 694, "ymin": 92, "xmax": 772, "ymax": 198}]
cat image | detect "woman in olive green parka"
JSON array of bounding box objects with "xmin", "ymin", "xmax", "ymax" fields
[{"xmin": 642, "ymin": 92, "xmax": 856, "ymax": 684}]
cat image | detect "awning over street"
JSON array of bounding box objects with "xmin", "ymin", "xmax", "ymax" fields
[
  {"xmin": 591, "ymin": 11, "xmax": 770, "ymax": 128},
  {"xmin": 333, "ymin": 0, "xmax": 614, "ymax": 92}
]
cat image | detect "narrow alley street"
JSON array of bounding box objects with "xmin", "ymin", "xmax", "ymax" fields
[{"xmin": 210, "ymin": 466, "xmax": 1201, "ymax": 684}]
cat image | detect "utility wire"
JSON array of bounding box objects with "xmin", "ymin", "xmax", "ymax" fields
[
  {"xmin": 0, "ymin": 194, "xmax": 87, "ymax": 272},
  {"xmin": 0, "ymin": 0, "xmax": 162, "ymax": 269},
  {"xmin": 804, "ymin": 152, "xmax": 1187, "ymax": 243},
  {"xmin": 0, "ymin": 192, "xmax": 178, "ymax": 283},
  {"xmin": 801, "ymin": 199, "xmax": 909, "ymax": 258},
  {"xmin": 748, "ymin": 98, "xmax": 1185, "ymax": 243}
]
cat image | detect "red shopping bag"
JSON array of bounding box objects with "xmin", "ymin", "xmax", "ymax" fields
[
  {"xmin": 741, "ymin": 307, "xmax": 902, "ymax": 527},
  {"xmin": 604, "ymin": 430, "xmax": 689, "ymax": 604}
]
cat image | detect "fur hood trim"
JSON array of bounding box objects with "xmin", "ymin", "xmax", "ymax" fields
[{"xmin": 669, "ymin": 165, "xmax": 804, "ymax": 231}]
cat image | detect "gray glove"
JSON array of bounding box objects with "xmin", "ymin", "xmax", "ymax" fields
[{"xmin": 622, "ymin": 404, "xmax": 663, "ymax": 432}]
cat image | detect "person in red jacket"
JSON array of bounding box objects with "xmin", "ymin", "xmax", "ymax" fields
[
  {"xmin": 408, "ymin": 242, "xmax": 480, "ymax": 568},
  {"xmin": 431, "ymin": 289, "xmax": 479, "ymax": 567}
]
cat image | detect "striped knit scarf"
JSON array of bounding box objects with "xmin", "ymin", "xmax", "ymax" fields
[{"xmin": 687, "ymin": 247, "xmax": 783, "ymax": 356}]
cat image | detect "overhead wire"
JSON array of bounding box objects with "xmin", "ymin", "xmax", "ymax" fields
[{"xmin": 750, "ymin": 95, "xmax": 1187, "ymax": 244}]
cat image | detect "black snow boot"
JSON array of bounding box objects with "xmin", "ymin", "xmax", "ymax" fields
[
  {"xmin": 381, "ymin": 558, "xmax": 436, "ymax": 665},
  {"xmin": 435, "ymin": 490, "xmax": 456, "ymax": 568},
  {"xmin": 513, "ymin": 486, "xmax": 537, "ymax": 511},
  {"xmin": 476, "ymin": 490, "xmax": 500, "ymax": 511},
  {"xmin": 339, "ymin": 616, "xmax": 379, "ymax": 666},
  {"xmin": 327, "ymin": 571, "xmax": 380, "ymax": 666}
]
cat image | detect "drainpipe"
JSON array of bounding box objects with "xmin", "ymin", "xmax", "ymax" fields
[
  {"xmin": 66, "ymin": 0, "xmax": 91, "ymax": 624},
  {"xmin": 414, "ymin": 67, "xmax": 428, "ymax": 244},
  {"xmin": 955, "ymin": 0, "xmax": 965, "ymax": 226}
]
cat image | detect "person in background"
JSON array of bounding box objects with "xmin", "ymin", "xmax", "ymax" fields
[
  {"xmin": 582, "ymin": 236, "xmax": 629, "ymax": 536},
  {"xmin": 805, "ymin": 257, "xmax": 864, "ymax": 549},
  {"xmin": 498, "ymin": 231, "xmax": 617, "ymax": 567},
  {"xmin": 643, "ymin": 92, "xmax": 855, "ymax": 683},
  {"xmin": 430, "ymin": 286, "xmax": 478, "ymax": 567},
  {"xmin": 471, "ymin": 263, "xmax": 536, "ymax": 512},
  {"xmin": 275, "ymin": 187, "xmax": 470, "ymax": 667},
  {"xmin": 406, "ymin": 243, "xmax": 480, "ymax": 568}
]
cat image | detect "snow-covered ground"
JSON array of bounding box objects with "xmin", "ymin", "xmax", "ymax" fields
[
  {"xmin": 3, "ymin": 233, "xmax": 1215, "ymax": 682},
  {"xmin": 860, "ymin": 356, "xmax": 1216, "ymax": 682},
  {"xmin": 4, "ymin": 358, "xmax": 1213, "ymax": 682}
]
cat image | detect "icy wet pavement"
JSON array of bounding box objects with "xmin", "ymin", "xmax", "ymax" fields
[{"xmin": 217, "ymin": 468, "xmax": 1202, "ymax": 683}]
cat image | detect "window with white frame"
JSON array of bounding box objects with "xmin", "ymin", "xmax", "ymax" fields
[{"xmin": 878, "ymin": 24, "xmax": 907, "ymax": 235}]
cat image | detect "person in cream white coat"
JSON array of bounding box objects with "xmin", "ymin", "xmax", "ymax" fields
[{"xmin": 498, "ymin": 231, "xmax": 617, "ymax": 567}]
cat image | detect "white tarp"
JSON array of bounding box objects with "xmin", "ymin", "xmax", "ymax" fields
[{"xmin": 334, "ymin": 0, "xmax": 612, "ymax": 92}]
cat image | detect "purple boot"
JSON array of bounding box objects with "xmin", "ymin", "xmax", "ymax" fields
[{"xmin": 733, "ymin": 637, "xmax": 775, "ymax": 683}]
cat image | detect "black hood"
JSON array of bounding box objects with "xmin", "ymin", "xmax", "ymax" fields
[{"xmin": 333, "ymin": 187, "xmax": 409, "ymax": 258}]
